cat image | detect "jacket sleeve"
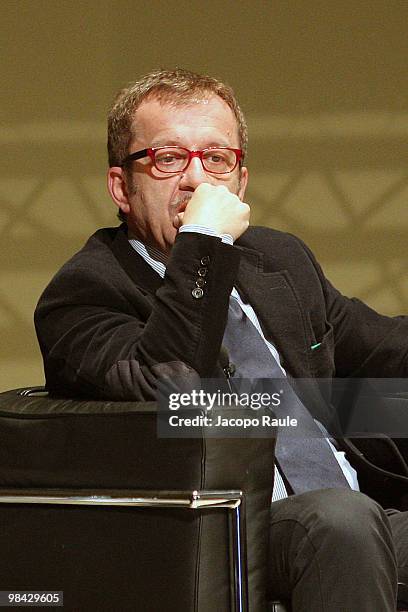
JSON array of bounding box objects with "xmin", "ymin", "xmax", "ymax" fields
[{"xmin": 35, "ymin": 232, "xmax": 240, "ymax": 400}]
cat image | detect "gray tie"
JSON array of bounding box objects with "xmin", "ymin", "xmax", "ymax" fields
[{"xmin": 222, "ymin": 295, "xmax": 349, "ymax": 494}]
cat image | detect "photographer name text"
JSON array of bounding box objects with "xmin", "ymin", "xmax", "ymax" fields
[{"xmin": 168, "ymin": 414, "xmax": 297, "ymax": 428}]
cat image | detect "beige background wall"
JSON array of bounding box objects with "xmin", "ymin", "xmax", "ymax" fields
[{"xmin": 1, "ymin": 1, "xmax": 407, "ymax": 391}]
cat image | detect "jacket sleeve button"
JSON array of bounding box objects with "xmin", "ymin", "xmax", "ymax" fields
[
  {"xmin": 192, "ymin": 287, "xmax": 204, "ymax": 299},
  {"xmin": 200, "ymin": 256, "xmax": 210, "ymax": 266}
]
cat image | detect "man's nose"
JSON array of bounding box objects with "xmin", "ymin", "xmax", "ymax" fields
[{"xmin": 178, "ymin": 156, "xmax": 208, "ymax": 191}]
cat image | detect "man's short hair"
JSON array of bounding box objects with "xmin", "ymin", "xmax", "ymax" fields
[{"xmin": 107, "ymin": 68, "xmax": 248, "ymax": 168}]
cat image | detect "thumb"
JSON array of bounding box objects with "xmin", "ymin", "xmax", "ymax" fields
[{"xmin": 173, "ymin": 211, "xmax": 184, "ymax": 229}]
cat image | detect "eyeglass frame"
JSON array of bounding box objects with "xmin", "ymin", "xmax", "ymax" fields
[{"xmin": 121, "ymin": 146, "xmax": 244, "ymax": 174}]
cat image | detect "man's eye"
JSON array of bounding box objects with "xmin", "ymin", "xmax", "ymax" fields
[
  {"xmin": 158, "ymin": 155, "xmax": 178, "ymax": 164},
  {"xmin": 206, "ymin": 152, "xmax": 230, "ymax": 164}
]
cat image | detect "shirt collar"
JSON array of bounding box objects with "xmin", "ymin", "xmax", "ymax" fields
[{"xmin": 128, "ymin": 233, "xmax": 168, "ymax": 279}]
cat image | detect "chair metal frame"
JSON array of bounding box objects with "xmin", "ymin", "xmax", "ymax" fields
[{"xmin": 0, "ymin": 488, "xmax": 247, "ymax": 611}]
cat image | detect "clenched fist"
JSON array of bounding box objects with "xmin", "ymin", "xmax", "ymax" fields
[{"xmin": 174, "ymin": 183, "xmax": 250, "ymax": 241}]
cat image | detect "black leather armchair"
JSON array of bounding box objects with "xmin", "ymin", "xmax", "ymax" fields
[
  {"xmin": 0, "ymin": 387, "xmax": 285, "ymax": 612},
  {"xmin": 2, "ymin": 387, "xmax": 407, "ymax": 611}
]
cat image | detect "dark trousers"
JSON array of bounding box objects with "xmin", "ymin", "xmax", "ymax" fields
[{"xmin": 267, "ymin": 489, "xmax": 408, "ymax": 611}]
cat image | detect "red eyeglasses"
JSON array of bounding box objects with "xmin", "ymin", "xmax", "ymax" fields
[{"xmin": 122, "ymin": 146, "xmax": 243, "ymax": 174}]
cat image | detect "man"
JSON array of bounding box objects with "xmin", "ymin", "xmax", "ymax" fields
[{"xmin": 35, "ymin": 68, "xmax": 408, "ymax": 611}]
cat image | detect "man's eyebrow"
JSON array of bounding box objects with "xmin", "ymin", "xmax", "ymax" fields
[
  {"xmin": 148, "ymin": 135, "xmax": 185, "ymax": 148},
  {"xmin": 149, "ymin": 139, "xmax": 233, "ymax": 148},
  {"xmin": 150, "ymin": 139, "xmax": 179, "ymax": 148},
  {"xmin": 205, "ymin": 141, "xmax": 231, "ymax": 148}
]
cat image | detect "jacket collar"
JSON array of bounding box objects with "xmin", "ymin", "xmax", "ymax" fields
[{"xmin": 110, "ymin": 224, "xmax": 163, "ymax": 295}]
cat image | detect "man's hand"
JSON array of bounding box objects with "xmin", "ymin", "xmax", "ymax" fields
[{"xmin": 174, "ymin": 183, "xmax": 250, "ymax": 241}]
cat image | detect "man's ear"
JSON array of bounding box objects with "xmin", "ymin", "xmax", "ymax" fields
[
  {"xmin": 238, "ymin": 166, "xmax": 248, "ymax": 201},
  {"xmin": 107, "ymin": 166, "xmax": 131, "ymax": 215}
]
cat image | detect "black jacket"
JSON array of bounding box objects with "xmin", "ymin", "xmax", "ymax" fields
[
  {"xmin": 35, "ymin": 224, "xmax": 408, "ymax": 508},
  {"xmin": 35, "ymin": 224, "xmax": 408, "ymax": 399}
]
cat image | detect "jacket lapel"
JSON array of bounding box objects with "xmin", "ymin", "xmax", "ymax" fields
[
  {"xmin": 233, "ymin": 243, "xmax": 311, "ymax": 377},
  {"xmin": 232, "ymin": 242, "xmax": 336, "ymax": 425}
]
